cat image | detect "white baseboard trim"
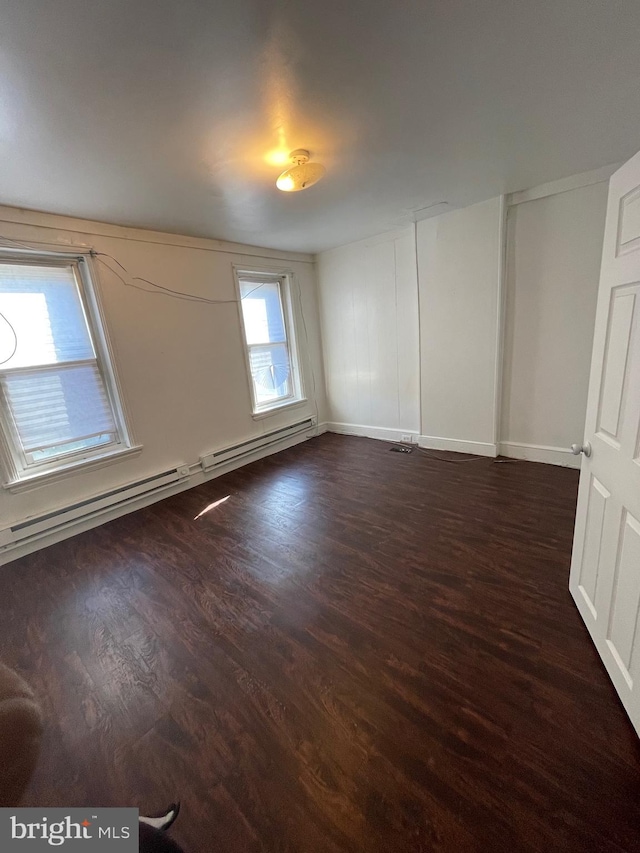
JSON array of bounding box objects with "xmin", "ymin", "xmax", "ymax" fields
[
  {"xmin": 418, "ymin": 434, "xmax": 498, "ymax": 457},
  {"xmin": 499, "ymin": 441, "xmax": 581, "ymax": 469},
  {"xmin": 0, "ymin": 429, "xmax": 319, "ymax": 567},
  {"xmin": 316, "ymin": 421, "xmax": 329, "ymax": 436},
  {"xmin": 325, "ymin": 422, "xmax": 420, "ymax": 443}
]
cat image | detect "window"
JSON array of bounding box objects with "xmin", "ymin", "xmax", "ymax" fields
[
  {"xmin": 0, "ymin": 253, "xmax": 131, "ymax": 484},
  {"xmin": 237, "ymin": 273, "xmax": 303, "ymax": 414}
]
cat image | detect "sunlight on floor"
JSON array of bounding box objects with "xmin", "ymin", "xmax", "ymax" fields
[{"xmin": 193, "ymin": 495, "xmax": 230, "ymax": 520}]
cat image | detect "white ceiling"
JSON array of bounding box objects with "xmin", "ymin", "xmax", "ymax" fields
[{"xmin": 1, "ymin": 0, "xmax": 639, "ymax": 253}]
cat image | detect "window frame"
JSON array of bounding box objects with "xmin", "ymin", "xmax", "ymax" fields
[
  {"xmin": 0, "ymin": 249, "xmax": 136, "ymax": 488},
  {"xmin": 233, "ymin": 267, "xmax": 305, "ymax": 418}
]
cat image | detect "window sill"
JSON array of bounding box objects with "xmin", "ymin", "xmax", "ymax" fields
[
  {"xmin": 251, "ymin": 398, "xmax": 308, "ymax": 421},
  {"xmin": 3, "ymin": 444, "xmax": 143, "ymax": 493}
]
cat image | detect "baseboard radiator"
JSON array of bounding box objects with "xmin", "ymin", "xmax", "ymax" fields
[
  {"xmin": 0, "ymin": 467, "xmax": 189, "ymax": 553},
  {"xmin": 0, "ymin": 418, "xmax": 316, "ymax": 560},
  {"xmin": 200, "ymin": 418, "xmax": 316, "ymax": 471}
]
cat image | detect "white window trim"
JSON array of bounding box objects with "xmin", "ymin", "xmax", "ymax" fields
[
  {"xmin": 0, "ymin": 248, "xmax": 136, "ymax": 486},
  {"xmin": 2, "ymin": 443, "xmax": 143, "ymax": 493},
  {"xmin": 233, "ymin": 266, "xmax": 306, "ymax": 418}
]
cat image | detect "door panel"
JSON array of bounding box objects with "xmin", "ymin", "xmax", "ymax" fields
[
  {"xmin": 618, "ymin": 187, "xmax": 640, "ymax": 255},
  {"xmin": 607, "ymin": 511, "xmax": 640, "ymax": 685},
  {"xmin": 577, "ymin": 475, "xmax": 609, "ymax": 616},
  {"xmin": 597, "ymin": 289, "xmax": 635, "ymax": 440},
  {"xmin": 570, "ymin": 152, "xmax": 640, "ymax": 736}
]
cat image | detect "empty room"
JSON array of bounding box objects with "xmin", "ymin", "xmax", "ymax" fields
[{"xmin": 1, "ymin": 1, "xmax": 640, "ymax": 851}]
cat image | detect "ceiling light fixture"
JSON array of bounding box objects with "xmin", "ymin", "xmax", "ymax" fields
[{"xmin": 276, "ymin": 149, "xmax": 325, "ymax": 192}]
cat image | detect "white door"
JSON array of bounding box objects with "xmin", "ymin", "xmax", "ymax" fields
[{"xmin": 570, "ymin": 150, "xmax": 640, "ymax": 736}]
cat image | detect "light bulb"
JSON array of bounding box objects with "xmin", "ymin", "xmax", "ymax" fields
[
  {"xmin": 276, "ymin": 150, "xmax": 326, "ymax": 192},
  {"xmin": 276, "ymin": 173, "xmax": 296, "ymax": 192}
]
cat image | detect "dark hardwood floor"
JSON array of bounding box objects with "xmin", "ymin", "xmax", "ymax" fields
[{"xmin": 2, "ymin": 433, "xmax": 640, "ymax": 852}]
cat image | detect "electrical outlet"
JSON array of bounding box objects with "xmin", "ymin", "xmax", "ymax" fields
[{"xmin": 400, "ymin": 434, "xmax": 413, "ymax": 443}]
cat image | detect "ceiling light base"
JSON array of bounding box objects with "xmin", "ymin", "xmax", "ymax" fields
[{"xmin": 288, "ymin": 149, "xmax": 310, "ymax": 166}]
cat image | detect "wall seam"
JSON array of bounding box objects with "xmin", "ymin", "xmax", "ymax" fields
[
  {"xmin": 393, "ymin": 239, "xmax": 402, "ymax": 428},
  {"xmin": 413, "ymin": 220, "xmax": 424, "ymax": 436},
  {"xmin": 492, "ymin": 195, "xmax": 508, "ymax": 449}
]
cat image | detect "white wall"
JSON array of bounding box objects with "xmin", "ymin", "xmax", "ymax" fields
[
  {"xmin": 317, "ymin": 200, "xmax": 505, "ymax": 454},
  {"xmin": 317, "ymin": 200, "xmax": 504, "ymax": 455},
  {"xmin": 417, "ymin": 197, "xmax": 503, "ymax": 455},
  {"xmin": 0, "ymin": 206, "xmax": 326, "ymax": 530},
  {"xmin": 317, "ymin": 172, "xmax": 610, "ymax": 466},
  {"xmin": 501, "ymin": 181, "xmax": 608, "ymax": 466},
  {"xmin": 317, "ymin": 227, "xmax": 420, "ymax": 441}
]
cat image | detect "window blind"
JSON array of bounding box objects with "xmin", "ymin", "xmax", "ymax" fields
[
  {"xmin": 0, "ymin": 260, "xmax": 120, "ymax": 469},
  {"xmin": 0, "ymin": 263, "xmax": 94, "ymax": 368},
  {"xmin": 239, "ymin": 279, "xmax": 293, "ymax": 406},
  {"xmin": 2, "ymin": 365, "xmax": 116, "ymax": 454}
]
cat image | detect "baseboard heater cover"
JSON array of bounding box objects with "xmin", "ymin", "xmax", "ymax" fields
[
  {"xmin": 1, "ymin": 419, "xmax": 316, "ymax": 558},
  {"xmin": 200, "ymin": 418, "xmax": 315, "ymax": 471},
  {"xmin": 0, "ymin": 466, "xmax": 189, "ymax": 551}
]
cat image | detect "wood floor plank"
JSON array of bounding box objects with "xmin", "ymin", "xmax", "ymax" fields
[{"xmin": 2, "ymin": 434, "xmax": 640, "ymax": 852}]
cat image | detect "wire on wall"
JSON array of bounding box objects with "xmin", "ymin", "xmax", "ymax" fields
[
  {"xmin": 0, "ymin": 233, "xmax": 324, "ymax": 453},
  {"xmin": 0, "ymin": 236, "xmax": 268, "ymax": 305},
  {"xmin": 0, "ymin": 235, "xmax": 318, "ymax": 435},
  {"xmin": 0, "ymin": 236, "xmax": 273, "ymax": 366},
  {"xmin": 0, "ymin": 237, "xmax": 28, "ymax": 364},
  {"xmin": 90, "ymin": 251, "xmax": 267, "ymax": 304},
  {"xmin": 0, "ymin": 310, "xmax": 17, "ymax": 366},
  {"xmin": 90, "ymin": 248, "xmax": 322, "ymax": 432}
]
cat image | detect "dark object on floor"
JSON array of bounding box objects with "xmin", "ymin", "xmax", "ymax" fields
[
  {"xmin": 0, "ymin": 659, "xmax": 184, "ymax": 851},
  {"xmin": 389, "ymin": 445, "xmax": 412, "ymax": 453},
  {"xmin": 0, "ymin": 662, "xmax": 42, "ymax": 807},
  {"xmin": 139, "ymin": 822, "xmax": 185, "ymax": 853}
]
